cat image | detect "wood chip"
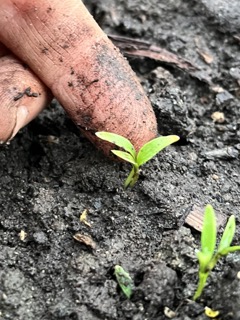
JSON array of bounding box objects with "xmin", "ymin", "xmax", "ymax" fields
[
  {"xmin": 73, "ymin": 233, "xmax": 96, "ymax": 250},
  {"xmin": 185, "ymin": 205, "xmax": 227, "ymax": 232}
]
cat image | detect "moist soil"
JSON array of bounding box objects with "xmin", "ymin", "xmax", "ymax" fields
[{"xmin": 1, "ymin": 0, "xmax": 240, "ymax": 319}]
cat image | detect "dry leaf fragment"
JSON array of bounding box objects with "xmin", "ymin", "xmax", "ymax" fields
[
  {"xmin": 109, "ymin": 34, "xmax": 198, "ymax": 71},
  {"xmin": 80, "ymin": 209, "xmax": 91, "ymax": 227},
  {"xmin": 73, "ymin": 233, "xmax": 96, "ymax": 250},
  {"xmin": 197, "ymin": 50, "xmax": 214, "ymax": 64}
]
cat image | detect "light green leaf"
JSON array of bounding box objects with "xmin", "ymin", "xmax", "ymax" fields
[
  {"xmin": 197, "ymin": 251, "xmax": 212, "ymax": 272},
  {"xmin": 218, "ymin": 245, "xmax": 240, "ymax": 256},
  {"xmin": 96, "ymin": 132, "xmax": 136, "ymax": 158},
  {"xmin": 217, "ymin": 215, "xmax": 236, "ymax": 254},
  {"xmin": 114, "ymin": 265, "xmax": 134, "ymax": 299},
  {"xmin": 111, "ymin": 150, "xmax": 136, "ymax": 165},
  {"xmin": 201, "ymin": 205, "xmax": 216, "ymax": 258},
  {"xmin": 136, "ymin": 135, "xmax": 179, "ymax": 166}
]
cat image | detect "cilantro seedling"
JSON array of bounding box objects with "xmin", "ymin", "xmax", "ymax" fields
[
  {"xmin": 114, "ymin": 265, "xmax": 134, "ymax": 299},
  {"xmin": 194, "ymin": 204, "xmax": 240, "ymax": 300},
  {"xmin": 96, "ymin": 132, "xmax": 179, "ymax": 188}
]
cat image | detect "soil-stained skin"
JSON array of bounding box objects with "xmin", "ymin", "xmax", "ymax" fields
[
  {"xmin": 0, "ymin": 0, "xmax": 157, "ymax": 155},
  {"xmin": 0, "ymin": 54, "xmax": 51, "ymax": 142}
]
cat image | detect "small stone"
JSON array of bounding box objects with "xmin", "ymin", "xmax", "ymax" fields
[
  {"xmin": 230, "ymin": 67, "xmax": 240, "ymax": 81},
  {"xmin": 204, "ymin": 147, "xmax": 239, "ymax": 160},
  {"xmin": 216, "ymin": 91, "xmax": 233, "ymax": 107},
  {"xmin": 164, "ymin": 306, "xmax": 176, "ymax": 318},
  {"xmin": 33, "ymin": 231, "xmax": 48, "ymax": 244},
  {"xmin": 211, "ymin": 111, "xmax": 225, "ymax": 123},
  {"xmin": 19, "ymin": 230, "xmax": 27, "ymax": 241}
]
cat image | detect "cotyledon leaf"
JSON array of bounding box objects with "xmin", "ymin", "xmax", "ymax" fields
[
  {"xmin": 95, "ymin": 132, "xmax": 136, "ymax": 158},
  {"xmin": 111, "ymin": 150, "xmax": 136, "ymax": 165},
  {"xmin": 217, "ymin": 215, "xmax": 236, "ymax": 254},
  {"xmin": 114, "ymin": 265, "xmax": 134, "ymax": 299},
  {"xmin": 137, "ymin": 135, "xmax": 179, "ymax": 166},
  {"xmin": 201, "ymin": 205, "xmax": 216, "ymax": 258}
]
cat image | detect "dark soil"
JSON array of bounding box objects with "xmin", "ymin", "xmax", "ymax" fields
[{"xmin": 1, "ymin": 0, "xmax": 240, "ymax": 319}]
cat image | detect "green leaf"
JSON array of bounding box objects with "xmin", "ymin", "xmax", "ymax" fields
[
  {"xmin": 201, "ymin": 205, "xmax": 216, "ymax": 258},
  {"xmin": 197, "ymin": 251, "xmax": 212, "ymax": 273},
  {"xmin": 114, "ymin": 265, "xmax": 134, "ymax": 299},
  {"xmin": 217, "ymin": 215, "xmax": 236, "ymax": 254},
  {"xmin": 136, "ymin": 135, "xmax": 179, "ymax": 166},
  {"xmin": 95, "ymin": 132, "xmax": 136, "ymax": 158},
  {"xmin": 111, "ymin": 150, "xmax": 136, "ymax": 165},
  {"xmin": 218, "ymin": 245, "xmax": 240, "ymax": 256}
]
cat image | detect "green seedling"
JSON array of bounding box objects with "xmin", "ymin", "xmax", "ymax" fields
[
  {"xmin": 114, "ymin": 265, "xmax": 134, "ymax": 299},
  {"xmin": 96, "ymin": 132, "xmax": 179, "ymax": 188},
  {"xmin": 194, "ymin": 204, "xmax": 240, "ymax": 300}
]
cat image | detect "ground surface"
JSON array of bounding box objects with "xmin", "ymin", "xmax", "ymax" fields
[{"xmin": 0, "ymin": 0, "xmax": 240, "ymax": 319}]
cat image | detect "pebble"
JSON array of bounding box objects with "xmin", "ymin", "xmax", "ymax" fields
[
  {"xmin": 200, "ymin": 0, "xmax": 240, "ymax": 33},
  {"xmin": 33, "ymin": 231, "xmax": 48, "ymax": 244}
]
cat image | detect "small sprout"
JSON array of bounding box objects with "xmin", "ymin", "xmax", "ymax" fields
[
  {"xmin": 114, "ymin": 265, "xmax": 134, "ymax": 299},
  {"xmin": 96, "ymin": 132, "xmax": 179, "ymax": 188},
  {"xmin": 194, "ymin": 204, "xmax": 240, "ymax": 300}
]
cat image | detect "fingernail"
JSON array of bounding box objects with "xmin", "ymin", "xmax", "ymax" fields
[{"xmin": 10, "ymin": 105, "xmax": 29, "ymax": 140}]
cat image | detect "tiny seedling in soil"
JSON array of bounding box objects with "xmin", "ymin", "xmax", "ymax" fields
[
  {"xmin": 194, "ymin": 204, "xmax": 240, "ymax": 300},
  {"xmin": 114, "ymin": 265, "xmax": 134, "ymax": 299},
  {"xmin": 96, "ymin": 132, "xmax": 179, "ymax": 188}
]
